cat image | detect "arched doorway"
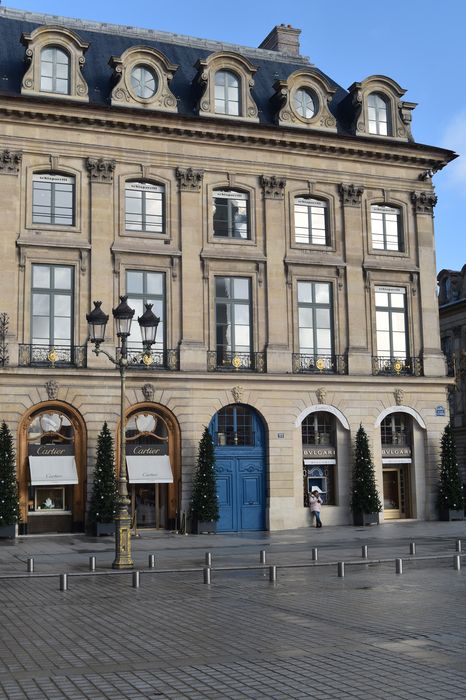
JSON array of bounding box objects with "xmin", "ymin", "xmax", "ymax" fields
[
  {"xmin": 209, "ymin": 404, "xmax": 267, "ymax": 532},
  {"xmin": 122, "ymin": 403, "xmax": 181, "ymax": 530},
  {"xmin": 301, "ymin": 411, "xmax": 338, "ymax": 508},
  {"xmin": 18, "ymin": 402, "xmax": 86, "ymax": 534},
  {"xmin": 380, "ymin": 412, "xmax": 413, "ymax": 519}
]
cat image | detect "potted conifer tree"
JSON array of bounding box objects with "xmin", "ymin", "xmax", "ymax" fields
[
  {"xmin": 438, "ymin": 423, "xmax": 464, "ymax": 521},
  {"xmin": 0, "ymin": 421, "xmax": 20, "ymax": 539},
  {"xmin": 191, "ymin": 427, "xmax": 219, "ymax": 534},
  {"xmin": 351, "ymin": 424, "xmax": 382, "ymax": 526},
  {"xmin": 88, "ymin": 422, "xmax": 118, "ymax": 535}
]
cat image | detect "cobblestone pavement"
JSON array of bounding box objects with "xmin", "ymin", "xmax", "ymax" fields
[{"xmin": 1, "ymin": 522, "xmax": 466, "ymax": 699}]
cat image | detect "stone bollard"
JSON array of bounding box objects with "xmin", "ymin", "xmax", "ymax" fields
[
  {"xmin": 454, "ymin": 554, "xmax": 461, "ymax": 571},
  {"xmin": 27, "ymin": 558, "xmax": 34, "ymax": 573},
  {"xmin": 203, "ymin": 566, "xmax": 211, "ymax": 585},
  {"xmin": 132, "ymin": 571, "xmax": 140, "ymax": 588},
  {"xmin": 89, "ymin": 556, "xmax": 96, "ymax": 572},
  {"xmin": 361, "ymin": 545, "xmax": 368, "ymax": 559},
  {"xmin": 59, "ymin": 574, "xmax": 68, "ymax": 591},
  {"xmin": 311, "ymin": 548, "xmax": 318, "ymax": 562},
  {"xmin": 456, "ymin": 539, "xmax": 462, "ymax": 553},
  {"xmin": 205, "ymin": 552, "xmax": 212, "ymax": 567},
  {"xmin": 260, "ymin": 550, "xmax": 266, "ymax": 564},
  {"xmin": 396, "ymin": 558, "xmax": 403, "ymax": 574},
  {"xmin": 409, "ymin": 542, "xmax": 416, "ymax": 556},
  {"xmin": 338, "ymin": 562, "xmax": 345, "ymax": 578},
  {"xmin": 269, "ymin": 565, "xmax": 277, "ymax": 583},
  {"xmin": 148, "ymin": 554, "xmax": 156, "ymax": 568}
]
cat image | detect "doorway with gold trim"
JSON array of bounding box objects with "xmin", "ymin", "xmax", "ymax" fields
[{"xmin": 383, "ymin": 466, "xmax": 410, "ymax": 519}]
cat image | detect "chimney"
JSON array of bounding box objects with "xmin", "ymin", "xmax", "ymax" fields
[{"xmin": 259, "ymin": 24, "xmax": 301, "ymax": 56}]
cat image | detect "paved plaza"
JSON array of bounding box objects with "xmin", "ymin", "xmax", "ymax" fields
[{"xmin": 1, "ymin": 521, "xmax": 466, "ymax": 699}]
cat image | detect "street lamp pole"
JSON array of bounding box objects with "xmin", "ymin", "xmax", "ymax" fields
[{"xmin": 86, "ymin": 297, "xmax": 159, "ymax": 569}]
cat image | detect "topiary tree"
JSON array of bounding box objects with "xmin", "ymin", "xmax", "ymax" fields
[
  {"xmin": 438, "ymin": 422, "xmax": 464, "ymax": 513},
  {"xmin": 0, "ymin": 421, "xmax": 19, "ymax": 528},
  {"xmin": 88, "ymin": 423, "xmax": 117, "ymax": 526},
  {"xmin": 351, "ymin": 424, "xmax": 382, "ymax": 516},
  {"xmin": 191, "ymin": 427, "xmax": 219, "ymax": 525}
]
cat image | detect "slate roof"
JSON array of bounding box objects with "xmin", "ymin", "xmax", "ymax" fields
[{"xmin": 0, "ymin": 7, "xmax": 349, "ymax": 128}]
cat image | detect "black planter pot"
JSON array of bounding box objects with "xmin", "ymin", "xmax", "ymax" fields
[
  {"xmin": 439, "ymin": 508, "xmax": 464, "ymax": 522},
  {"xmin": 95, "ymin": 522, "xmax": 115, "ymax": 536},
  {"xmin": 0, "ymin": 523, "xmax": 16, "ymax": 539},
  {"xmin": 193, "ymin": 519, "xmax": 217, "ymax": 534},
  {"xmin": 353, "ymin": 512, "xmax": 379, "ymax": 526}
]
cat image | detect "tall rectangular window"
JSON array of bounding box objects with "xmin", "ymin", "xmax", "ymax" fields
[
  {"xmin": 31, "ymin": 265, "xmax": 73, "ymax": 346},
  {"xmin": 213, "ymin": 190, "xmax": 249, "ymax": 239},
  {"xmin": 126, "ymin": 270, "xmax": 165, "ymax": 350},
  {"xmin": 125, "ymin": 182, "xmax": 165, "ymax": 233},
  {"xmin": 40, "ymin": 47, "xmax": 70, "ymax": 94},
  {"xmin": 298, "ymin": 281, "xmax": 333, "ymax": 356},
  {"xmin": 371, "ymin": 205, "xmax": 402, "ymax": 251},
  {"xmin": 294, "ymin": 197, "xmax": 328, "ymax": 245},
  {"xmin": 375, "ymin": 287, "xmax": 407, "ymax": 358},
  {"xmin": 215, "ymin": 277, "xmax": 251, "ymax": 362},
  {"xmin": 32, "ymin": 174, "xmax": 75, "ymax": 226}
]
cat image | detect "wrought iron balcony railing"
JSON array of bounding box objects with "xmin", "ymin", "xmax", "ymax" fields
[
  {"xmin": 372, "ymin": 356, "xmax": 422, "ymax": 377},
  {"xmin": 207, "ymin": 350, "xmax": 266, "ymax": 373},
  {"xmin": 18, "ymin": 344, "xmax": 87, "ymax": 368},
  {"xmin": 125, "ymin": 345, "xmax": 179, "ymax": 370},
  {"xmin": 292, "ymin": 353, "xmax": 347, "ymax": 374}
]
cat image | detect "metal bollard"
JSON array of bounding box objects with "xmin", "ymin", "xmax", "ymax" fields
[
  {"xmin": 311, "ymin": 547, "xmax": 318, "ymax": 562},
  {"xmin": 205, "ymin": 552, "xmax": 212, "ymax": 567},
  {"xmin": 269, "ymin": 565, "xmax": 277, "ymax": 583},
  {"xmin": 338, "ymin": 562, "xmax": 345, "ymax": 578},
  {"xmin": 148, "ymin": 554, "xmax": 156, "ymax": 568},
  {"xmin": 203, "ymin": 566, "xmax": 211, "ymax": 585},
  {"xmin": 89, "ymin": 556, "xmax": 96, "ymax": 572},
  {"xmin": 396, "ymin": 558, "xmax": 403, "ymax": 574},
  {"xmin": 361, "ymin": 545, "xmax": 368, "ymax": 559},
  {"xmin": 132, "ymin": 571, "xmax": 140, "ymax": 588},
  {"xmin": 454, "ymin": 554, "xmax": 461, "ymax": 571},
  {"xmin": 456, "ymin": 539, "xmax": 462, "ymax": 553},
  {"xmin": 260, "ymin": 549, "xmax": 266, "ymax": 564},
  {"xmin": 59, "ymin": 573, "xmax": 68, "ymax": 591},
  {"xmin": 27, "ymin": 557, "xmax": 34, "ymax": 573},
  {"xmin": 409, "ymin": 542, "xmax": 416, "ymax": 556}
]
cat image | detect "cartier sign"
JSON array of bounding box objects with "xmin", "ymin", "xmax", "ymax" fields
[
  {"xmin": 126, "ymin": 444, "xmax": 168, "ymax": 456},
  {"xmin": 303, "ymin": 447, "xmax": 336, "ymax": 459},
  {"xmin": 29, "ymin": 444, "xmax": 74, "ymax": 456}
]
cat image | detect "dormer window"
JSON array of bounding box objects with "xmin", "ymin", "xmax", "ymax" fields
[
  {"xmin": 368, "ymin": 93, "xmax": 390, "ymax": 135},
  {"xmin": 294, "ymin": 88, "xmax": 316, "ymax": 119},
  {"xmin": 272, "ymin": 69, "xmax": 336, "ymax": 132},
  {"xmin": 215, "ymin": 70, "xmax": 240, "ymax": 116},
  {"xmin": 131, "ymin": 65, "xmax": 158, "ymax": 99},
  {"xmin": 40, "ymin": 46, "xmax": 70, "ymax": 95},
  {"xmin": 109, "ymin": 47, "xmax": 178, "ymax": 112}
]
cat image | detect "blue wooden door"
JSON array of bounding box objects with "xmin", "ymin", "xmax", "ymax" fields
[{"xmin": 210, "ymin": 405, "xmax": 266, "ymax": 532}]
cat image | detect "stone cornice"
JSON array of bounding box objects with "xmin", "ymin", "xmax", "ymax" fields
[
  {"xmin": 200, "ymin": 250, "xmax": 267, "ymax": 263},
  {"xmin": 0, "ymin": 99, "xmax": 456, "ymax": 172}
]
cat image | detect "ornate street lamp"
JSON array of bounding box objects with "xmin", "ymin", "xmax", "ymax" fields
[{"xmin": 86, "ymin": 296, "xmax": 160, "ymax": 569}]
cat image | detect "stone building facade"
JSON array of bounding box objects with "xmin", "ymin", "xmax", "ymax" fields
[
  {"xmin": 0, "ymin": 7, "xmax": 456, "ymax": 534},
  {"xmin": 438, "ymin": 267, "xmax": 466, "ymax": 484}
]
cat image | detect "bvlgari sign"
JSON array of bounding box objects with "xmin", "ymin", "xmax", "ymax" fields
[
  {"xmin": 303, "ymin": 447, "xmax": 336, "ymax": 459},
  {"xmin": 126, "ymin": 444, "xmax": 168, "ymax": 456}
]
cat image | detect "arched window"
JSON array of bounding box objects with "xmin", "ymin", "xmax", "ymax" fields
[
  {"xmin": 367, "ymin": 92, "xmax": 390, "ymax": 135},
  {"xmin": 40, "ymin": 46, "xmax": 70, "ymax": 94},
  {"xmin": 293, "ymin": 87, "xmax": 317, "ymax": 119},
  {"xmin": 215, "ymin": 405, "xmax": 255, "ymax": 446},
  {"xmin": 125, "ymin": 181, "xmax": 165, "ymax": 233},
  {"xmin": 294, "ymin": 196, "xmax": 328, "ymax": 245},
  {"xmin": 302, "ymin": 412, "xmax": 336, "ymax": 505},
  {"xmin": 302, "ymin": 412, "xmax": 334, "ymax": 446},
  {"xmin": 215, "ymin": 70, "xmax": 240, "ymax": 115},
  {"xmin": 380, "ymin": 414, "xmax": 409, "ymax": 446},
  {"xmin": 130, "ymin": 65, "xmax": 158, "ymax": 99},
  {"xmin": 213, "ymin": 188, "xmax": 249, "ymax": 239},
  {"xmin": 370, "ymin": 204, "xmax": 403, "ymax": 251}
]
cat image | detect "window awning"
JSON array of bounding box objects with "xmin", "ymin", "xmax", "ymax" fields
[
  {"xmin": 29, "ymin": 456, "xmax": 78, "ymax": 486},
  {"xmin": 126, "ymin": 455, "xmax": 173, "ymax": 484}
]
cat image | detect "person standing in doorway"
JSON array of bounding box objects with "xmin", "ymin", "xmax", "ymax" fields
[{"xmin": 309, "ymin": 488, "xmax": 323, "ymax": 528}]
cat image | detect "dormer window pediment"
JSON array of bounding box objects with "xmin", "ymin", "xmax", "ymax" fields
[
  {"xmin": 109, "ymin": 46, "xmax": 178, "ymax": 112},
  {"xmin": 21, "ymin": 26, "xmax": 89, "ymax": 102},
  {"xmin": 271, "ymin": 68, "xmax": 337, "ymax": 132}
]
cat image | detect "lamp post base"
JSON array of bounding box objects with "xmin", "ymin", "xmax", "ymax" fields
[{"xmin": 112, "ymin": 514, "xmax": 133, "ymax": 569}]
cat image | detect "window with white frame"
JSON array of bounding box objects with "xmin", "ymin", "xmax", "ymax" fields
[
  {"xmin": 31, "ymin": 265, "xmax": 73, "ymax": 347},
  {"xmin": 213, "ymin": 189, "xmax": 249, "ymax": 239},
  {"xmin": 298, "ymin": 281, "xmax": 333, "ymax": 356},
  {"xmin": 375, "ymin": 287, "xmax": 407, "ymax": 359},
  {"xmin": 294, "ymin": 197, "xmax": 328, "ymax": 245},
  {"xmin": 293, "ymin": 87, "xmax": 317, "ymax": 119},
  {"xmin": 32, "ymin": 173, "xmax": 75, "ymax": 226},
  {"xmin": 126, "ymin": 270, "xmax": 165, "ymax": 351},
  {"xmin": 367, "ymin": 92, "xmax": 390, "ymax": 135},
  {"xmin": 125, "ymin": 181, "xmax": 165, "ymax": 233},
  {"xmin": 371, "ymin": 205, "xmax": 403, "ymax": 251},
  {"xmin": 214, "ymin": 70, "xmax": 240, "ymax": 115},
  {"xmin": 130, "ymin": 65, "xmax": 158, "ymax": 99},
  {"xmin": 40, "ymin": 46, "xmax": 70, "ymax": 94},
  {"xmin": 215, "ymin": 277, "xmax": 251, "ymax": 362}
]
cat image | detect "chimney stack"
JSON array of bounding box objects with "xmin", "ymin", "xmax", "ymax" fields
[{"xmin": 259, "ymin": 25, "xmax": 301, "ymax": 56}]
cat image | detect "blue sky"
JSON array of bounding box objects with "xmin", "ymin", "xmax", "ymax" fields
[{"xmin": 5, "ymin": 0, "xmax": 466, "ymax": 272}]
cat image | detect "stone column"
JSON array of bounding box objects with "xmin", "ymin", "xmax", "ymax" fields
[
  {"xmin": 261, "ymin": 175, "xmax": 291, "ymax": 373},
  {"xmin": 339, "ymin": 184, "xmax": 371, "ymax": 374},
  {"xmin": 176, "ymin": 167, "xmax": 206, "ymax": 371},
  {"xmin": 87, "ymin": 158, "xmax": 116, "ymax": 369},
  {"xmin": 411, "ymin": 191, "xmax": 445, "ymax": 377}
]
